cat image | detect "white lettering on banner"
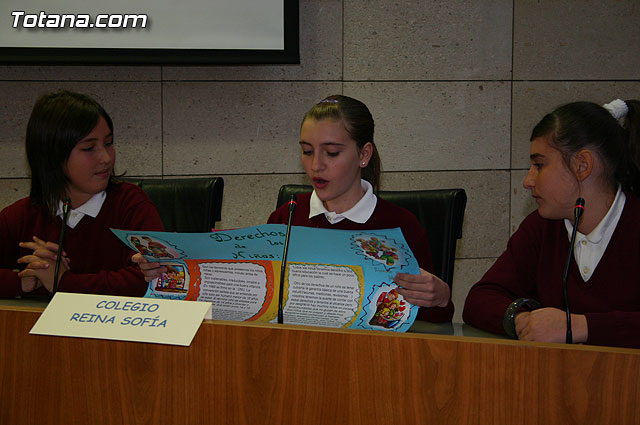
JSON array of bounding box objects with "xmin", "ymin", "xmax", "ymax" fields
[{"xmin": 11, "ymin": 11, "xmax": 148, "ymax": 29}]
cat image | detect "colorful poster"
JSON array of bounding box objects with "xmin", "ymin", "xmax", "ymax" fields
[{"xmin": 112, "ymin": 224, "xmax": 420, "ymax": 332}]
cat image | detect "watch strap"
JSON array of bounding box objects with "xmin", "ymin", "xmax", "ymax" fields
[{"xmin": 502, "ymin": 298, "xmax": 542, "ymax": 339}]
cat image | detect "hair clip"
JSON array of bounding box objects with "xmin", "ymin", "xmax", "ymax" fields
[
  {"xmin": 319, "ymin": 98, "xmax": 339, "ymax": 104},
  {"xmin": 603, "ymin": 99, "xmax": 628, "ymax": 121}
]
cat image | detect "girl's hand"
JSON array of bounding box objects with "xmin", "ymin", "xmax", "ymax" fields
[
  {"xmin": 17, "ymin": 251, "xmax": 68, "ymax": 293},
  {"xmin": 20, "ymin": 273, "xmax": 44, "ymax": 293},
  {"xmin": 132, "ymin": 253, "xmax": 167, "ymax": 282},
  {"xmin": 515, "ymin": 307, "xmax": 588, "ymax": 343},
  {"xmin": 19, "ymin": 236, "xmax": 71, "ymax": 270},
  {"xmin": 394, "ymin": 268, "xmax": 450, "ymax": 308}
]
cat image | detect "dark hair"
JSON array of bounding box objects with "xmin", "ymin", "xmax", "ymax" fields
[
  {"xmin": 26, "ymin": 90, "xmax": 114, "ymax": 216},
  {"xmin": 303, "ymin": 95, "xmax": 382, "ymax": 191},
  {"xmin": 530, "ymin": 100, "xmax": 640, "ymax": 196}
]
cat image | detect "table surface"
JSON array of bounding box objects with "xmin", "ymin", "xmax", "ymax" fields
[{"xmin": 0, "ymin": 296, "xmax": 505, "ymax": 339}]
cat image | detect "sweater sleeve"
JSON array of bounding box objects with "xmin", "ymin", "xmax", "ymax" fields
[
  {"xmin": 57, "ymin": 266, "xmax": 152, "ymax": 297},
  {"xmin": 267, "ymin": 207, "xmax": 286, "ymax": 224},
  {"xmin": 0, "ymin": 270, "xmax": 21, "ymax": 298},
  {"xmin": 463, "ymin": 213, "xmax": 541, "ymax": 335},
  {"xmin": 57, "ymin": 184, "xmax": 164, "ymax": 296},
  {"xmin": 417, "ymin": 300, "xmax": 454, "ymax": 323},
  {"xmin": 585, "ymin": 311, "xmax": 640, "ymax": 348},
  {"xmin": 0, "ymin": 206, "xmax": 23, "ymax": 298}
]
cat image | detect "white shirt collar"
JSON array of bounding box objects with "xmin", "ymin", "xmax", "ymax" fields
[
  {"xmin": 564, "ymin": 185, "xmax": 626, "ymax": 281},
  {"xmin": 309, "ymin": 179, "xmax": 377, "ymax": 224},
  {"xmin": 57, "ymin": 191, "xmax": 107, "ymax": 229}
]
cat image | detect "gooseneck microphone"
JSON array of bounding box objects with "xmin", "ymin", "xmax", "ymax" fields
[
  {"xmin": 52, "ymin": 198, "xmax": 71, "ymax": 294},
  {"xmin": 277, "ymin": 195, "xmax": 297, "ymax": 324},
  {"xmin": 562, "ymin": 197, "xmax": 585, "ymax": 344}
]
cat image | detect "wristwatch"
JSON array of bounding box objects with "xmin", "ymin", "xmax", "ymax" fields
[{"xmin": 502, "ymin": 298, "xmax": 541, "ymax": 339}]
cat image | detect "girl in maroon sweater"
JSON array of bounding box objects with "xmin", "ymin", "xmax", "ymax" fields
[
  {"xmin": 1, "ymin": 91, "xmax": 163, "ymax": 298},
  {"xmin": 268, "ymin": 95, "xmax": 453, "ymax": 321},
  {"xmin": 136, "ymin": 95, "xmax": 453, "ymax": 321},
  {"xmin": 463, "ymin": 99, "xmax": 640, "ymax": 348}
]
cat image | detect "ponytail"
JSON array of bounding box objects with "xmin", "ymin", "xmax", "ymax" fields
[
  {"xmin": 620, "ymin": 100, "xmax": 640, "ymax": 196},
  {"xmin": 530, "ymin": 99, "xmax": 640, "ymax": 197}
]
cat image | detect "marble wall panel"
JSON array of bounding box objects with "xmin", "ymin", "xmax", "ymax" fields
[
  {"xmin": 510, "ymin": 169, "xmax": 536, "ymax": 235},
  {"xmin": 452, "ymin": 258, "xmax": 496, "ymax": 323},
  {"xmin": 513, "ymin": 0, "xmax": 640, "ymax": 80},
  {"xmin": 345, "ymin": 82, "xmax": 511, "ymax": 171},
  {"xmin": 0, "ymin": 66, "xmax": 160, "ymax": 81},
  {"xmin": 344, "ymin": 0, "xmax": 512, "ymax": 80},
  {"xmin": 218, "ymin": 173, "xmax": 308, "ymax": 230},
  {"xmin": 162, "ymin": 81, "xmax": 341, "ymax": 176},
  {"xmin": 0, "ymin": 81, "xmax": 162, "ymax": 178},
  {"xmin": 0, "ymin": 178, "xmax": 29, "ymax": 211}
]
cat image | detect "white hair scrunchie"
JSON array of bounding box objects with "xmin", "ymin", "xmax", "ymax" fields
[{"xmin": 603, "ymin": 99, "xmax": 629, "ymax": 120}]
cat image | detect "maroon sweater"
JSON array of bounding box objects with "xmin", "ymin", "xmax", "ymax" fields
[
  {"xmin": 268, "ymin": 192, "xmax": 454, "ymax": 322},
  {"xmin": 0, "ymin": 182, "xmax": 164, "ymax": 298},
  {"xmin": 463, "ymin": 193, "xmax": 640, "ymax": 348}
]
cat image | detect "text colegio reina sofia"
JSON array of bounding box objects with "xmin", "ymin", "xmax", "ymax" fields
[{"xmin": 69, "ymin": 300, "xmax": 167, "ymax": 328}]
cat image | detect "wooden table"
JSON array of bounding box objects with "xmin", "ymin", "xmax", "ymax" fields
[{"xmin": 1, "ymin": 304, "xmax": 638, "ymax": 424}]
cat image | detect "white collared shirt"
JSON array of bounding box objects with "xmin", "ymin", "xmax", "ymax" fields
[
  {"xmin": 56, "ymin": 191, "xmax": 107, "ymax": 229},
  {"xmin": 565, "ymin": 185, "xmax": 626, "ymax": 281},
  {"xmin": 309, "ymin": 179, "xmax": 377, "ymax": 224}
]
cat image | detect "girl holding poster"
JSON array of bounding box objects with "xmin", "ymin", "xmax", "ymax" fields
[{"xmin": 267, "ymin": 95, "xmax": 453, "ymax": 322}]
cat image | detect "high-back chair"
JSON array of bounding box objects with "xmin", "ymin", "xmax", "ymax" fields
[
  {"xmin": 276, "ymin": 184, "xmax": 467, "ymax": 287},
  {"xmin": 122, "ymin": 177, "xmax": 224, "ymax": 232}
]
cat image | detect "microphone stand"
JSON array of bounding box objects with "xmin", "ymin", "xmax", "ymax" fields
[
  {"xmin": 52, "ymin": 198, "xmax": 71, "ymax": 294},
  {"xmin": 561, "ymin": 198, "xmax": 585, "ymax": 344},
  {"xmin": 277, "ymin": 195, "xmax": 296, "ymax": 324}
]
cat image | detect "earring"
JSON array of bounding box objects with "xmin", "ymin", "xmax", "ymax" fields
[{"xmin": 361, "ymin": 162, "xmax": 366, "ymax": 167}]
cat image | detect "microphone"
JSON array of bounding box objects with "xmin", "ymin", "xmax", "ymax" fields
[
  {"xmin": 561, "ymin": 197, "xmax": 585, "ymax": 344},
  {"xmin": 277, "ymin": 195, "xmax": 297, "ymax": 324},
  {"xmin": 52, "ymin": 198, "xmax": 71, "ymax": 294}
]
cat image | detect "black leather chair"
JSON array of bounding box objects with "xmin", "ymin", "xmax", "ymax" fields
[
  {"xmin": 122, "ymin": 177, "xmax": 224, "ymax": 232},
  {"xmin": 276, "ymin": 185, "xmax": 467, "ymax": 287}
]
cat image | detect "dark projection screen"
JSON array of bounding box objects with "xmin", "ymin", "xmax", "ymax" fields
[{"xmin": 0, "ymin": 0, "xmax": 299, "ymax": 64}]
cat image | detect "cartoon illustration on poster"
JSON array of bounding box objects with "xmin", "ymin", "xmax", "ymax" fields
[
  {"xmin": 128, "ymin": 234, "xmax": 184, "ymax": 259},
  {"xmin": 367, "ymin": 286, "xmax": 409, "ymax": 329},
  {"xmin": 151, "ymin": 264, "xmax": 189, "ymax": 298},
  {"xmin": 351, "ymin": 233, "xmax": 410, "ymax": 271}
]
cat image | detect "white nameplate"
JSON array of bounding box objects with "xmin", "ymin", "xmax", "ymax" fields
[{"xmin": 30, "ymin": 292, "xmax": 212, "ymax": 346}]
